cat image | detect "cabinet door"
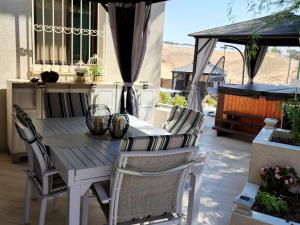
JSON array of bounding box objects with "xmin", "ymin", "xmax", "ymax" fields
[
  {"xmin": 92, "ymin": 86, "xmax": 116, "ymax": 113},
  {"xmin": 138, "ymin": 89, "xmax": 156, "ymax": 123}
]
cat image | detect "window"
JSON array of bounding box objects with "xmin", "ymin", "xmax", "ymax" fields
[{"xmin": 32, "ymin": 0, "xmax": 104, "ymax": 66}]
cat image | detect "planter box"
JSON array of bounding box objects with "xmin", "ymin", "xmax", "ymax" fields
[
  {"xmin": 250, "ymin": 128, "xmax": 300, "ymax": 184},
  {"xmin": 231, "ymin": 127, "xmax": 300, "ymax": 225}
]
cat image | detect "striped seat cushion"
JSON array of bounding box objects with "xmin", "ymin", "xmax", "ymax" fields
[
  {"xmin": 163, "ymin": 106, "xmax": 204, "ymax": 135},
  {"xmin": 120, "ymin": 134, "xmax": 197, "ymax": 151},
  {"xmin": 44, "ymin": 92, "xmax": 89, "ymax": 118}
]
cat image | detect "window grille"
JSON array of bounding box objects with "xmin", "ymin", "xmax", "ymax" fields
[{"xmin": 32, "ymin": 0, "xmax": 104, "ymax": 68}]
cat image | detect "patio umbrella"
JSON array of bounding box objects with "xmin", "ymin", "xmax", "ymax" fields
[{"xmin": 84, "ymin": 0, "xmax": 167, "ymax": 116}]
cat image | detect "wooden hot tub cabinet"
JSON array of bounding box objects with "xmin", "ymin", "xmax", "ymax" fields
[{"xmin": 214, "ymin": 84, "xmax": 298, "ymax": 141}]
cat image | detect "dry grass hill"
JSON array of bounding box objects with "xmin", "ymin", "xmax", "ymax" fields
[{"xmin": 161, "ymin": 43, "xmax": 299, "ymax": 85}]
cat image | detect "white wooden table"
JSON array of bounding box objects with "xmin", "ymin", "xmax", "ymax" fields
[{"xmin": 33, "ymin": 116, "xmax": 204, "ymax": 225}]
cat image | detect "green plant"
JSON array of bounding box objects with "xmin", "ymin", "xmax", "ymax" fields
[
  {"xmin": 256, "ymin": 191, "xmax": 288, "ymax": 214},
  {"xmin": 286, "ymin": 100, "xmax": 300, "ymax": 145},
  {"xmin": 206, "ymin": 97, "xmax": 217, "ymax": 107},
  {"xmin": 89, "ymin": 65, "xmax": 103, "ymax": 76},
  {"xmin": 260, "ymin": 166, "xmax": 300, "ymax": 195},
  {"xmin": 171, "ymin": 95, "xmax": 187, "ymax": 107},
  {"xmin": 159, "ymin": 92, "xmax": 171, "ymax": 104}
]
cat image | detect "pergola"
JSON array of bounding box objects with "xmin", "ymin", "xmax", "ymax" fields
[
  {"xmin": 187, "ymin": 13, "xmax": 300, "ymax": 112},
  {"xmin": 171, "ymin": 63, "xmax": 225, "ymax": 92}
]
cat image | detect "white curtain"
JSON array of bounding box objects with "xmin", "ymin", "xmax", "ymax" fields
[{"xmin": 187, "ymin": 38, "xmax": 218, "ymax": 112}]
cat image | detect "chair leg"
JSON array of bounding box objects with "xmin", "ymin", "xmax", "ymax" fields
[
  {"xmin": 24, "ymin": 179, "xmax": 31, "ymax": 225},
  {"xmin": 81, "ymin": 191, "xmax": 89, "ymax": 225},
  {"xmin": 38, "ymin": 197, "xmax": 48, "ymax": 225}
]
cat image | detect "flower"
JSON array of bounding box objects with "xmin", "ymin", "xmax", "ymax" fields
[
  {"xmin": 275, "ymin": 174, "xmax": 281, "ymax": 180},
  {"xmin": 285, "ymin": 180, "xmax": 289, "ymax": 185}
]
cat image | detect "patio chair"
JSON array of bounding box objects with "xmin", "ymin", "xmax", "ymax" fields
[
  {"xmin": 13, "ymin": 105, "xmax": 67, "ymax": 225},
  {"xmin": 162, "ymin": 106, "xmax": 205, "ymax": 135},
  {"xmin": 91, "ymin": 134, "xmax": 200, "ymax": 225},
  {"xmin": 43, "ymin": 86, "xmax": 90, "ymax": 118}
]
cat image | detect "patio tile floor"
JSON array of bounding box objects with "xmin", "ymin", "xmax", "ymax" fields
[{"xmin": 0, "ymin": 111, "xmax": 250, "ymax": 225}]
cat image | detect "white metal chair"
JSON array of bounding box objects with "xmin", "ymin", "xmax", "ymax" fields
[
  {"xmin": 162, "ymin": 106, "xmax": 205, "ymax": 135},
  {"xmin": 91, "ymin": 134, "xmax": 204, "ymax": 225},
  {"xmin": 13, "ymin": 105, "xmax": 67, "ymax": 225}
]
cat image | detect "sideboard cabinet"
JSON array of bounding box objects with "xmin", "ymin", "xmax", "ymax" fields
[{"xmin": 7, "ymin": 80, "xmax": 156, "ymax": 162}]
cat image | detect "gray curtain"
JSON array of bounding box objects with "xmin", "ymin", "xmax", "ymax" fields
[
  {"xmin": 108, "ymin": 2, "xmax": 151, "ymax": 116},
  {"xmin": 187, "ymin": 38, "xmax": 218, "ymax": 112},
  {"xmin": 244, "ymin": 45, "xmax": 268, "ymax": 84}
]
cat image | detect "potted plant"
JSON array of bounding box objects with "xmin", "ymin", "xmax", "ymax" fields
[
  {"xmin": 74, "ymin": 60, "xmax": 87, "ymax": 83},
  {"xmin": 89, "ymin": 64, "xmax": 103, "ymax": 82}
]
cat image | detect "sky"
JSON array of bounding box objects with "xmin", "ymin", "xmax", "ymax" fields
[{"xmin": 163, "ymin": 0, "xmax": 273, "ymax": 45}]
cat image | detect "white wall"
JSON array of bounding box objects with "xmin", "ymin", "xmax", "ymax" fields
[{"xmin": 0, "ymin": 0, "xmax": 32, "ymax": 151}]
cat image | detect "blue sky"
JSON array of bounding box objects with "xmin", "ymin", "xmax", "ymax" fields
[{"xmin": 163, "ymin": 0, "xmax": 273, "ymax": 45}]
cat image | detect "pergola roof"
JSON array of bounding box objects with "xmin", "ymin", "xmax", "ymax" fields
[
  {"xmin": 172, "ymin": 62, "xmax": 224, "ymax": 75},
  {"xmin": 189, "ymin": 13, "xmax": 300, "ymax": 46}
]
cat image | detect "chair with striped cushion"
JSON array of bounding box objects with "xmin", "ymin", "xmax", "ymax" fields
[
  {"xmin": 13, "ymin": 105, "xmax": 67, "ymax": 225},
  {"xmin": 162, "ymin": 106, "xmax": 205, "ymax": 135},
  {"xmin": 44, "ymin": 92, "xmax": 90, "ymax": 118},
  {"xmin": 91, "ymin": 134, "xmax": 204, "ymax": 225}
]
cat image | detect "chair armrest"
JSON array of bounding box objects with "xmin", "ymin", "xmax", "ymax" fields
[
  {"xmin": 233, "ymin": 182, "xmax": 259, "ymax": 215},
  {"xmin": 93, "ymin": 182, "xmax": 110, "ymax": 204},
  {"xmin": 44, "ymin": 169, "xmax": 59, "ymax": 177}
]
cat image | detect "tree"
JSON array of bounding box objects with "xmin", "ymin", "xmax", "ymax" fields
[{"xmin": 270, "ymin": 47, "xmax": 282, "ymax": 54}]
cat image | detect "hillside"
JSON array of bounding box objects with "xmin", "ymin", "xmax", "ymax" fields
[{"xmin": 161, "ymin": 43, "xmax": 299, "ymax": 85}]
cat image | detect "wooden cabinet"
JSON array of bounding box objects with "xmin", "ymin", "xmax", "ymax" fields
[{"xmin": 7, "ymin": 81, "xmax": 157, "ymax": 162}]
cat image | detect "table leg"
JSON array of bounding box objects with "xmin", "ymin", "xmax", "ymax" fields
[
  {"xmin": 67, "ymin": 186, "xmax": 81, "ymax": 225},
  {"xmin": 187, "ymin": 164, "xmax": 204, "ymax": 225}
]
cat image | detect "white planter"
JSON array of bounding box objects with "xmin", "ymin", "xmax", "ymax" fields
[{"xmin": 231, "ymin": 127, "xmax": 300, "ymax": 225}]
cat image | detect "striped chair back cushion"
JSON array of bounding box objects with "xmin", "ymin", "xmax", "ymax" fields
[
  {"xmin": 14, "ymin": 105, "xmax": 53, "ymax": 170},
  {"xmin": 120, "ymin": 134, "xmax": 197, "ymax": 151},
  {"xmin": 44, "ymin": 92, "xmax": 89, "ymax": 118},
  {"xmin": 14, "ymin": 104, "xmax": 43, "ymax": 139},
  {"xmin": 163, "ymin": 106, "xmax": 204, "ymax": 135}
]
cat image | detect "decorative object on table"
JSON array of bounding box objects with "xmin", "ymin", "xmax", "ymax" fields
[
  {"xmin": 109, "ymin": 113, "xmax": 129, "ymax": 138},
  {"xmin": 40, "ymin": 70, "xmax": 59, "ymax": 83},
  {"xmin": 74, "ymin": 60, "xmax": 88, "ymax": 83},
  {"xmin": 86, "ymin": 104, "xmax": 111, "ymax": 135},
  {"xmin": 29, "ymin": 77, "xmax": 39, "ymax": 83},
  {"xmin": 87, "ymin": 54, "xmax": 103, "ymax": 82}
]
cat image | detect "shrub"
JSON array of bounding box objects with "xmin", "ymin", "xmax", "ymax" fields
[
  {"xmin": 206, "ymin": 97, "xmax": 217, "ymax": 107},
  {"xmin": 256, "ymin": 191, "xmax": 288, "ymax": 214},
  {"xmin": 171, "ymin": 95, "xmax": 187, "ymax": 107},
  {"xmin": 159, "ymin": 92, "xmax": 171, "ymax": 104},
  {"xmin": 260, "ymin": 166, "xmax": 300, "ymax": 195},
  {"xmin": 286, "ymin": 100, "xmax": 300, "ymax": 145}
]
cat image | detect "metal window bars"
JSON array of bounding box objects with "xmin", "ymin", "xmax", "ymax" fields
[{"xmin": 31, "ymin": 0, "xmax": 104, "ymax": 72}]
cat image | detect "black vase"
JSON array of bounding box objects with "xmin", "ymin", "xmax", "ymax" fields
[
  {"xmin": 109, "ymin": 113, "xmax": 129, "ymax": 138},
  {"xmin": 40, "ymin": 71, "xmax": 59, "ymax": 83},
  {"xmin": 86, "ymin": 104, "xmax": 111, "ymax": 135}
]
